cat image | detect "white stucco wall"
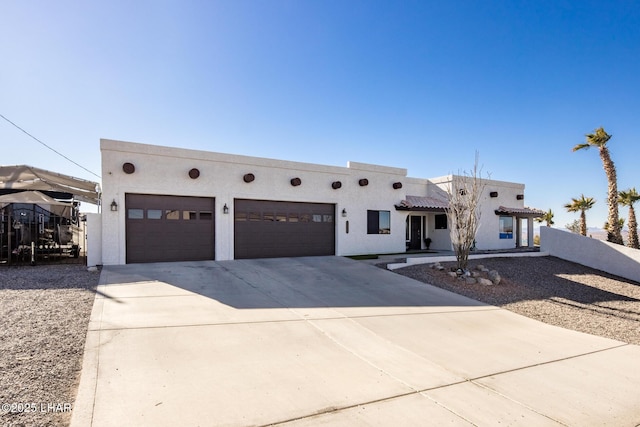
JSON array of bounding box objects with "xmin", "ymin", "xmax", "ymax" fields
[
  {"xmin": 100, "ymin": 139, "xmax": 536, "ymax": 264},
  {"xmin": 540, "ymin": 226, "xmax": 640, "ymax": 282},
  {"xmin": 428, "ymin": 175, "xmax": 527, "ymax": 250},
  {"xmin": 101, "ymin": 139, "xmax": 412, "ymax": 264},
  {"xmin": 85, "ymin": 213, "xmax": 102, "ymax": 267}
]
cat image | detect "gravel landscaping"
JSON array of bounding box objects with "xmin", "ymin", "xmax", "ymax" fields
[
  {"xmin": 389, "ymin": 256, "xmax": 640, "ymax": 346},
  {"xmin": 0, "ymin": 264, "xmax": 99, "ymax": 427}
]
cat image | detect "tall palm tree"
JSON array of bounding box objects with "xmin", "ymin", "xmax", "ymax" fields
[
  {"xmin": 619, "ymin": 188, "xmax": 640, "ymax": 249},
  {"xmin": 535, "ymin": 209, "xmax": 555, "ymax": 227},
  {"xmin": 564, "ymin": 195, "xmax": 596, "ymax": 236},
  {"xmin": 573, "ymin": 127, "xmax": 623, "ymax": 244}
]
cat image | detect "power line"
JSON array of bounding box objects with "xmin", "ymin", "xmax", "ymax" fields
[{"xmin": 0, "ymin": 113, "xmax": 101, "ymax": 179}]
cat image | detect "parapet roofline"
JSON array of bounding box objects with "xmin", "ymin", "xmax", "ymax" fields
[{"xmin": 101, "ymin": 138, "xmax": 408, "ymax": 177}]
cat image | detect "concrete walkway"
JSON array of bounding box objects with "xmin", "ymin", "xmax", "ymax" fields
[{"xmin": 72, "ymin": 256, "xmax": 640, "ymax": 426}]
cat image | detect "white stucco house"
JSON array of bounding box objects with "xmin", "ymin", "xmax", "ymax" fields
[{"xmin": 98, "ymin": 139, "xmax": 543, "ymax": 265}]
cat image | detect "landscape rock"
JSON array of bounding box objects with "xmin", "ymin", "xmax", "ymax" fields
[
  {"xmin": 465, "ymin": 277, "xmax": 477, "ymax": 285},
  {"xmin": 489, "ymin": 270, "xmax": 501, "ymax": 285},
  {"xmin": 447, "ymin": 271, "xmax": 458, "ymax": 278},
  {"xmin": 478, "ymin": 278, "xmax": 494, "ymax": 286}
]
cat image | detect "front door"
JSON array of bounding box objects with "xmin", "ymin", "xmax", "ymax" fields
[{"xmin": 409, "ymin": 216, "xmax": 421, "ymax": 250}]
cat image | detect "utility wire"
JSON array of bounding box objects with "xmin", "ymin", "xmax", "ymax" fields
[{"xmin": 0, "ymin": 113, "xmax": 101, "ymax": 179}]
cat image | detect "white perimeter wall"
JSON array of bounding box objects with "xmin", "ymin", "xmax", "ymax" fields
[
  {"xmin": 540, "ymin": 226, "xmax": 640, "ymax": 283},
  {"xmin": 86, "ymin": 213, "xmax": 102, "ymax": 267}
]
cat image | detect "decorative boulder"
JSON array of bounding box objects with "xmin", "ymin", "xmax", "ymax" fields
[
  {"xmin": 476, "ymin": 265, "xmax": 485, "ymax": 271},
  {"xmin": 447, "ymin": 272, "xmax": 458, "ymax": 278},
  {"xmin": 489, "ymin": 270, "xmax": 501, "ymax": 285},
  {"xmin": 478, "ymin": 278, "xmax": 494, "ymax": 286},
  {"xmin": 465, "ymin": 277, "xmax": 477, "ymax": 285}
]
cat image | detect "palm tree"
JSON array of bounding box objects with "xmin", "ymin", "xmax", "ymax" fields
[
  {"xmin": 535, "ymin": 209, "xmax": 555, "ymax": 227},
  {"xmin": 564, "ymin": 195, "xmax": 596, "ymax": 236},
  {"xmin": 573, "ymin": 127, "xmax": 623, "ymax": 244},
  {"xmin": 619, "ymin": 188, "xmax": 640, "ymax": 249}
]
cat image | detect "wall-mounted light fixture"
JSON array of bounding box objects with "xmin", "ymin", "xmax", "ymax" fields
[
  {"xmin": 110, "ymin": 200, "xmax": 118, "ymax": 212},
  {"xmin": 223, "ymin": 203, "xmax": 229, "ymax": 214},
  {"xmin": 516, "ymin": 194, "xmax": 524, "ymax": 200},
  {"xmin": 490, "ymin": 191, "xmax": 498, "ymax": 198},
  {"xmin": 342, "ymin": 208, "xmax": 347, "ymax": 217}
]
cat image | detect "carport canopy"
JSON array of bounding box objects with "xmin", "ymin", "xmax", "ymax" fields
[{"xmin": 0, "ymin": 165, "xmax": 100, "ymax": 205}]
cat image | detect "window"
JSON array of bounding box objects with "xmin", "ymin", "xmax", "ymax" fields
[
  {"xmin": 166, "ymin": 210, "xmax": 180, "ymax": 220},
  {"xmin": 435, "ymin": 214, "xmax": 448, "ymax": 230},
  {"xmin": 200, "ymin": 211, "xmax": 213, "ymax": 220},
  {"xmin": 367, "ymin": 210, "xmax": 391, "ymax": 234},
  {"xmin": 183, "ymin": 211, "xmax": 197, "ymax": 220},
  {"xmin": 235, "ymin": 212, "xmax": 247, "ymax": 222},
  {"xmin": 499, "ymin": 216, "xmax": 513, "ymax": 239},
  {"xmin": 128, "ymin": 209, "xmax": 144, "ymax": 219},
  {"xmin": 147, "ymin": 209, "xmax": 162, "ymax": 219}
]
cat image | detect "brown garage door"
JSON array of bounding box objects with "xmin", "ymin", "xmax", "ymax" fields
[
  {"xmin": 234, "ymin": 199, "xmax": 335, "ymax": 259},
  {"xmin": 125, "ymin": 194, "xmax": 215, "ymax": 263}
]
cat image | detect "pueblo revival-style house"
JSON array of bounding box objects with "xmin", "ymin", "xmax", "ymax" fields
[{"xmin": 99, "ymin": 139, "xmax": 543, "ymax": 264}]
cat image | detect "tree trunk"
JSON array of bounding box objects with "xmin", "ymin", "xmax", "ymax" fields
[
  {"xmin": 628, "ymin": 205, "xmax": 639, "ymax": 249},
  {"xmin": 599, "ymin": 147, "xmax": 623, "ymax": 244},
  {"xmin": 580, "ymin": 211, "xmax": 587, "ymax": 236}
]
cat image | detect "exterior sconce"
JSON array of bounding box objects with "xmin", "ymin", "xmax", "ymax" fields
[
  {"xmin": 516, "ymin": 194, "xmax": 524, "ymax": 200},
  {"xmin": 358, "ymin": 178, "xmax": 369, "ymax": 187},
  {"xmin": 290, "ymin": 177, "xmax": 302, "ymax": 186},
  {"xmin": 223, "ymin": 203, "xmax": 229, "ymax": 214},
  {"xmin": 243, "ymin": 173, "xmax": 255, "ymax": 183},
  {"xmin": 332, "ymin": 181, "xmax": 342, "ymax": 189},
  {"xmin": 490, "ymin": 191, "xmax": 498, "ymax": 198},
  {"xmin": 110, "ymin": 200, "xmax": 118, "ymax": 212},
  {"xmin": 342, "ymin": 208, "xmax": 347, "ymax": 217},
  {"xmin": 189, "ymin": 168, "xmax": 200, "ymax": 179},
  {"xmin": 392, "ymin": 182, "xmax": 402, "ymax": 189}
]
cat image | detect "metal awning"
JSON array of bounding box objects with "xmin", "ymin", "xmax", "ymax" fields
[
  {"xmin": 0, "ymin": 165, "xmax": 100, "ymax": 205},
  {"xmin": 0, "ymin": 190, "xmax": 73, "ymax": 217},
  {"xmin": 495, "ymin": 206, "xmax": 545, "ymax": 218},
  {"xmin": 395, "ymin": 195, "xmax": 449, "ymax": 212}
]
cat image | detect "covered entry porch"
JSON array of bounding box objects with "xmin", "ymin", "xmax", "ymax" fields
[
  {"xmin": 494, "ymin": 206, "xmax": 545, "ymax": 248},
  {"xmin": 395, "ymin": 196, "xmax": 452, "ymax": 252}
]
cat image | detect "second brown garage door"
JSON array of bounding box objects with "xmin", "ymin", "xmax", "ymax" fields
[
  {"xmin": 126, "ymin": 194, "xmax": 215, "ymax": 263},
  {"xmin": 234, "ymin": 199, "xmax": 335, "ymax": 259}
]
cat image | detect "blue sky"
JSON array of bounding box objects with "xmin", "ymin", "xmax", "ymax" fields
[{"xmin": 2, "ymin": 0, "xmax": 639, "ymax": 229}]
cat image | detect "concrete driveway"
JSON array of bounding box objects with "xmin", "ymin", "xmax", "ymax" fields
[{"xmin": 72, "ymin": 256, "xmax": 640, "ymax": 426}]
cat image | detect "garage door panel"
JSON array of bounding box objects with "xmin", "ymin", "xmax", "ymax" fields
[
  {"xmin": 234, "ymin": 199, "xmax": 335, "ymax": 259},
  {"xmin": 126, "ymin": 194, "xmax": 215, "ymax": 263}
]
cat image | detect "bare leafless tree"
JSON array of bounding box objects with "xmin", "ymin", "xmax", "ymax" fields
[{"xmin": 445, "ymin": 153, "xmax": 487, "ymax": 271}]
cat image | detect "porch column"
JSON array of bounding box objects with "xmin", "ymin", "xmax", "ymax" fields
[
  {"xmin": 527, "ymin": 217, "xmax": 534, "ymax": 247},
  {"xmin": 515, "ymin": 217, "xmax": 522, "ymax": 247}
]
